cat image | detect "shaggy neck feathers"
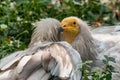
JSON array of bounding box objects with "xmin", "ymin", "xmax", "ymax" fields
[{"xmin": 71, "ymin": 18, "xmax": 97, "ymax": 62}]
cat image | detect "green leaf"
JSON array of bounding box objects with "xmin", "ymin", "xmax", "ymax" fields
[
  {"xmin": 102, "ymin": 59, "xmax": 108, "ymax": 64},
  {"xmin": 109, "ymin": 57, "xmax": 116, "ymax": 63},
  {"xmin": 104, "ymin": 55, "xmax": 109, "ymax": 61}
]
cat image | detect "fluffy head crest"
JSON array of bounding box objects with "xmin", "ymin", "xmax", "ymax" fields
[{"xmin": 29, "ymin": 18, "xmax": 61, "ymax": 47}]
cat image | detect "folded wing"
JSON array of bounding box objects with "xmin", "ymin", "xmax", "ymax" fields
[{"xmin": 0, "ymin": 42, "xmax": 82, "ymax": 80}]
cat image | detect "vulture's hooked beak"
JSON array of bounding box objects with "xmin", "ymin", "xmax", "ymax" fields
[{"xmin": 57, "ymin": 27, "xmax": 64, "ymax": 40}]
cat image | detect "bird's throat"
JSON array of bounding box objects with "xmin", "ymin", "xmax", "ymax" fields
[{"xmin": 62, "ymin": 31, "xmax": 79, "ymax": 44}]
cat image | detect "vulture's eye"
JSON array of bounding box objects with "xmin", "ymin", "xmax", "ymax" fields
[
  {"xmin": 73, "ymin": 22, "xmax": 76, "ymax": 24},
  {"xmin": 63, "ymin": 25, "xmax": 66, "ymax": 27}
]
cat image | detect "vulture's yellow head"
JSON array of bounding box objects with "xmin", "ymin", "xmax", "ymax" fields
[
  {"xmin": 60, "ymin": 17, "xmax": 80, "ymax": 43},
  {"xmin": 60, "ymin": 17, "xmax": 97, "ymax": 62}
]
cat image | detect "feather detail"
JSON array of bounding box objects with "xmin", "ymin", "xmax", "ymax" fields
[
  {"xmin": 0, "ymin": 42, "xmax": 82, "ymax": 80},
  {"xmin": 29, "ymin": 18, "xmax": 61, "ymax": 47}
]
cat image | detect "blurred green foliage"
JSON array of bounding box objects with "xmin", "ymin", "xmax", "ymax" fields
[
  {"xmin": 0, "ymin": 0, "xmax": 120, "ymax": 58},
  {"xmin": 78, "ymin": 55, "xmax": 116, "ymax": 80}
]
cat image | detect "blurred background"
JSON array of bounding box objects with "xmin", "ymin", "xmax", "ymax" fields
[{"xmin": 0, "ymin": 0, "xmax": 120, "ymax": 59}]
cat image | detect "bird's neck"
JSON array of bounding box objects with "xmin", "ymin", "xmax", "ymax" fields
[
  {"xmin": 71, "ymin": 34, "xmax": 97, "ymax": 62},
  {"xmin": 62, "ymin": 31, "xmax": 79, "ymax": 44}
]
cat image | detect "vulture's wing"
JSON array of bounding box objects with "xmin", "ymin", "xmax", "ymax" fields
[{"xmin": 0, "ymin": 42, "xmax": 82, "ymax": 80}]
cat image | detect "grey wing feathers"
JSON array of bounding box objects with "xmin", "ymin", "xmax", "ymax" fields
[{"xmin": 0, "ymin": 42, "xmax": 82, "ymax": 80}]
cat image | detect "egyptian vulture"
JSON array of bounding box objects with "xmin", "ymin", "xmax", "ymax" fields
[
  {"xmin": 0, "ymin": 18, "xmax": 82, "ymax": 80},
  {"xmin": 0, "ymin": 17, "xmax": 120, "ymax": 80},
  {"xmin": 30, "ymin": 17, "xmax": 120, "ymax": 79},
  {"xmin": 29, "ymin": 18, "xmax": 97, "ymax": 62}
]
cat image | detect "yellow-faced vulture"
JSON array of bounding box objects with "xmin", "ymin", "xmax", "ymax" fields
[{"xmin": 1, "ymin": 17, "xmax": 120, "ymax": 80}]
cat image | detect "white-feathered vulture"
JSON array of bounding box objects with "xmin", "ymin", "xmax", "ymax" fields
[
  {"xmin": 29, "ymin": 17, "xmax": 120, "ymax": 80},
  {"xmin": 29, "ymin": 18, "xmax": 97, "ymax": 62},
  {"xmin": 0, "ymin": 18, "xmax": 82, "ymax": 80},
  {"xmin": 0, "ymin": 16, "xmax": 120, "ymax": 80}
]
